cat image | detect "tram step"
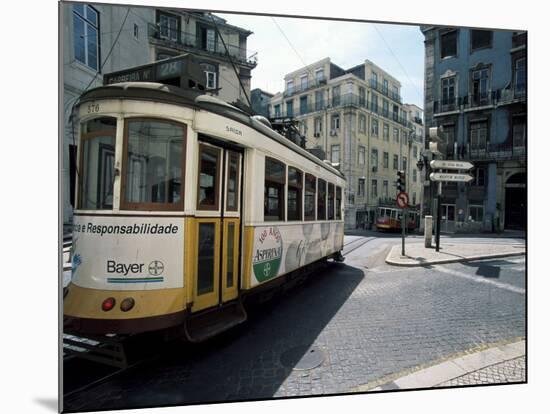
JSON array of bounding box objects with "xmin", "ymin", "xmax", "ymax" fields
[{"xmin": 184, "ymin": 300, "xmax": 247, "ymax": 343}]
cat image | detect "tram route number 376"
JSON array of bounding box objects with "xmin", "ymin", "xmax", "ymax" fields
[{"xmin": 87, "ymin": 103, "xmax": 100, "ymax": 114}]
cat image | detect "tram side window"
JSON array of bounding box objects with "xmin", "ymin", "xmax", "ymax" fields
[
  {"xmin": 79, "ymin": 117, "xmax": 117, "ymax": 210},
  {"xmin": 122, "ymin": 119, "xmax": 186, "ymax": 210},
  {"xmin": 197, "ymin": 145, "xmax": 221, "ymax": 210},
  {"xmin": 264, "ymin": 158, "xmax": 285, "ymax": 221},
  {"xmin": 336, "ymin": 186, "xmax": 342, "ymax": 220},
  {"xmin": 287, "ymin": 167, "xmax": 303, "ymax": 221},
  {"xmin": 317, "ymin": 179, "xmax": 327, "ymax": 220},
  {"xmin": 327, "ymin": 183, "xmax": 335, "ymax": 220},
  {"xmin": 226, "ymin": 151, "xmax": 240, "ymax": 211},
  {"xmin": 304, "ymin": 174, "xmax": 316, "ymax": 221}
]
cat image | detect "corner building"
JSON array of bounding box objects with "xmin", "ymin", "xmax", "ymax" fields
[
  {"xmin": 269, "ymin": 58, "xmax": 423, "ymax": 229},
  {"xmin": 62, "ymin": 3, "xmax": 257, "ymax": 229},
  {"xmin": 421, "ymin": 27, "xmax": 526, "ymax": 231}
]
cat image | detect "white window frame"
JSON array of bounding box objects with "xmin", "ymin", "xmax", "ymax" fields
[
  {"xmin": 287, "ymin": 80, "xmax": 294, "ymax": 94},
  {"xmin": 331, "ymin": 114, "xmax": 340, "ymax": 130},
  {"xmin": 205, "ymin": 71, "xmax": 217, "ymax": 89},
  {"xmin": 331, "ymin": 144, "xmax": 340, "ymax": 164},
  {"xmin": 371, "ymin": 148, "xmax": 378, "ymax": 168},
  {"xmin": 359, "ymin": 114, "xmax": 366, "ymax": 133},
  {"xmin": 359, "ymin": 146, "xmax": 365, "ymax": 166},
  {"xmin": 314, "ymin": 117, "xmax": 323, "ymax": 135},
  {"xmin": 159, "ymin": 14, "xmax": 178, "ymax": 41},
  {"xmin": 73, "ymin": 4, "xmax": 100, "ymax": 71},
  {"xmin": 371, "ymin": 119, "xmax": 379, "ymax": 136},
  {"xmin": 371, "ymin": 179, "xmax": 378, "ymax": 198},
  {"xmin": 315, "ymin": 68, "xmax": 324, "ymax": 83},
  {"xmin": 300, "ymin": 74, "xmax": 308, "ymax": 91}
]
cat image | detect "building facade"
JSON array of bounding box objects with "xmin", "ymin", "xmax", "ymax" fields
[
  {"xmin": 62, "ymin": 3, "xmax": 256, "ymax": 228},
  {"xmin": 251, "ymin": 88, "xmax": 274, "ymax": 118},
  {"xmin": 268, "ymin": 58, "xmax": 422, "ymax": 229},
  {"xmin": 421, "ymin": 27, "xmax": 526, "ymax": 232}
]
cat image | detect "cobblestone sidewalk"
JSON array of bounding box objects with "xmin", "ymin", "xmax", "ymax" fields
[{"xmin": 437, "ymin": 356, "xmax": 525, "ymax": 386}]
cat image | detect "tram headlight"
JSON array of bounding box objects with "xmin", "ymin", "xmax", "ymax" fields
[
  {"xmin": 102, "ymin": 297, "xmax": 116, "ymax": 312},
  {"xmin": 120, "ymin": 298, "xmax": 135, "ymax": 312}
]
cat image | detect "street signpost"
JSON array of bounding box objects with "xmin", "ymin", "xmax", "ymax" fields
[
  {"xmin": 429, "ymin": 160, "xmax": 475, "ymax": 252},
  {"xmin": 429, "ymin": 172, "xmax": 474, "ymax": 183},
  {"xmin": 429, "ymin": 160, "xmax": 474, "ymax": 170},
  {"xmin": 396, "ymin": 192, "xmax": 409, "ymax": 256},
  {"xmin": 396, "ymin": 192, "xmax": 409, "ymax": 209}
]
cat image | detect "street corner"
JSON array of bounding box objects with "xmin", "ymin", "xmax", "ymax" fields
[
  {"xmin": 358, "ymin": 338, "xmax": 525, "ymax": 392},
  {"xmin": 385, "ymin": 241, "xmax": 525, "ymax": 267}
]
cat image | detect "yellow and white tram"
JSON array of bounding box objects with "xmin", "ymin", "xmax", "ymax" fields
[{"xmin": 63, "ymin": 55, "xmax": 346, "ymax": 342}]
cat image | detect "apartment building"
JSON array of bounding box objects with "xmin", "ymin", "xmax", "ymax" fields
[
  {"xmin": 269, "ymin": 58, "xmax": 420, "ymax": 229},
  {"xmin": 402, "ymin": 103, "xmax": 425, "ymax": 212},
  {"xmin": 421, "ymin": 27, "xmax": 526, "ymax": 231},
  {"xmin": 62, "ymin": 3, "xmax": 257, "ymax": 228}
]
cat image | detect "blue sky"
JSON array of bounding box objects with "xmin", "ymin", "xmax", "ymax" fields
[{"xmin": 217, "ymin": 12, "xmax": 425, "ymax": 108}]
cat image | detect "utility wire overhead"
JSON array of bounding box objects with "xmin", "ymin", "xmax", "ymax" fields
[
  {"xmin": 372, "ymin": 24, "xmax": 423, "ymax": 102},
  {"xmin": 270, "ymin": 17, "xmax": 319, "ymax": 82}
]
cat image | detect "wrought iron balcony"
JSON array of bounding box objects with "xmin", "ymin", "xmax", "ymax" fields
[
  {"xmin": 369, "ymin": 79, "xmax": 403, "ymax": 104},
  {"xmin": 452, "ymin": 143, "xmax": 526, "ymax": 161},
  {"xmin": 148, "ymin": 23, "xmax": 258, "ymax": 67},
  {"xmin": 433, "ymin": 97, "xmax": 461, "ymax": 114},
  {"xmin": 270, "ymin": 93, "xmax": 411, "ymax": 128},
  {"xmin": 283, "ymin": 77, "xmax": 328, "ymax": 97}
]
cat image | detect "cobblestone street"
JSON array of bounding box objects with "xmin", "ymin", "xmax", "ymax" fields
[{"xmin": 64, "ymin": 236, "xmax": 526, "ymax": 412}]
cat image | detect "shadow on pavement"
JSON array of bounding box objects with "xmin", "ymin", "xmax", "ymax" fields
[{"xmin": 63, "ymin": 262, "xmax": 365, "ymax": 412}]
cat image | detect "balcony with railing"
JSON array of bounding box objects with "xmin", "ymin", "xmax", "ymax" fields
[
  {"xmin": 434, "ymin": 88, "xmax": 526, "ymax": 116},
  {"xmin": 271, "ymin": 93, "xmax": 411, "ymax": 128},
  {"xmin": 283, "ymin": 77, "xmax": 328, "ymax": 97},
  {"xmin": 369, "ymin": 79, "xmax": 403, "ymax": 104},
  {"xmin": 449, "ymin": 142, "xmax": 526, "ymax": 161},
  {"xmin": 148, "ymin": 23, "xmax": 258, "ymax": 67}
]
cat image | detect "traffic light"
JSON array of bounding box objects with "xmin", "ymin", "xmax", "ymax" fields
[{"xmin": 396, "ymin": 170, "xmax": 406, "ymax": 192}]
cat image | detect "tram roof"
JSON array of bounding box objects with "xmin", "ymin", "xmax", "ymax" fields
[{"xmin": 79, "ymin": 82, "xmax": 345, "ymax": 180}]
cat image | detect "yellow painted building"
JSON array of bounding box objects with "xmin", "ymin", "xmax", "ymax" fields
[{"xmin": 269, "ymin": 58, "xmax": 424, "ymax": 229}]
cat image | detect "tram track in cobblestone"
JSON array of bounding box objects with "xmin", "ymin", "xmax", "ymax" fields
[{"xmin": 342, "ymin": 236, "xmax": 377, "ymax": 256}]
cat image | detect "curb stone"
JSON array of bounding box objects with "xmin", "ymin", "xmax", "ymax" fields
[{"xmin": 351, "ymin": 338, "xmax": 525, "ymax": 393}]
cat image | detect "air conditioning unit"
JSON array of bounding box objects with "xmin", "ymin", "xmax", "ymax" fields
[{"xmin": 330, "ymin": 129, "xmax": 337, "ymax": 136}]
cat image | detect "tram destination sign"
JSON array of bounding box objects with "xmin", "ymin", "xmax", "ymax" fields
[
  {"xmin": 430, "ymin": 172, "xmax": 474, "ymax": 182},
  {"xmin": 430, "ymin": 160, "xmax": 474, "ymax": 170},
  {"xmin": 104, "ymin": 59, "xmax": 183, "ymax": 84},
  {"xmin": 103, "ymin": 55, "xmax": 205, "ymax": 87}
]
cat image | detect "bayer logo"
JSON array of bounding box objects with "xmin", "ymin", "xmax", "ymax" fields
[{"xmin": 148, "ymin": 260, "xmax": 165, "ymax": 276}]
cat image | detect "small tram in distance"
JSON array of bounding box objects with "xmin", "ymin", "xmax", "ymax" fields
[
  {"xmin": 63, "ymin": 54, "xmax": 346, "ymax": 343},
  {"xmin": 375, "ymin": 206, "xmax": 418, "ymax": 232}
]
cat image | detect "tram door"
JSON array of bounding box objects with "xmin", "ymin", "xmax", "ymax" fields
[{"xmin": 192, "ymin": 142, "xmax": 242, "ymax": 312}]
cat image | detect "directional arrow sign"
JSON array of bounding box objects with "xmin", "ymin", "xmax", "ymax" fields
[
  {"xmin": 430, "ymin": 160, "xmax": 474, "ymax": 170},
  {"xmin": 430, "ymin": 172, "xmax": 474, "ymax": 182}
]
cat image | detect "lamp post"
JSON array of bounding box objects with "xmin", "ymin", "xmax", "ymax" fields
[{"xmin": 416, "ymin": 154, "xmax": 429, "ymax": 231}]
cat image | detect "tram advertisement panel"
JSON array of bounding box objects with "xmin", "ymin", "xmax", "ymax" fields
[
  {"xmin": 250, "ymin": 222, "xmax": 344, "ymax": 287},
  {"xmin": 70, "ymin": 216, "xmax": 184, "ymax": 291}
]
